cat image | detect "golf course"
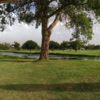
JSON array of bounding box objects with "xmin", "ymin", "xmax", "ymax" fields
[
  {"xmin": 0, "ymin": 0, "xmax": 100, "ymax": 100},
  {"xmin": 0, "ymin": 50, "xmax": 100, "ymax": 100}
]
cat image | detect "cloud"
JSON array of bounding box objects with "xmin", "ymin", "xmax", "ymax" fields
[
  {"xmin": 0, "ymin": 21, "xmax": 100, "ymax": 45},
  {"xmin": 89, "ymin": 23, "xmax": 100, "ymax": 44}
]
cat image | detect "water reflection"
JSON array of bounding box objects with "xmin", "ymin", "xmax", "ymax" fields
[{"xmin": 0, "ymin": 52, "xmax": 100, "ymax": 60}]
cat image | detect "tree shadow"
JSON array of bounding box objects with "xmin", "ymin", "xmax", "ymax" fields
[
  {"xmin": 0, "ymin": 59, "xmax": 34, "ymax": 63},
  {"xmin": 0, "ymin": 82, "xmax": 100, "ymax": 92}
]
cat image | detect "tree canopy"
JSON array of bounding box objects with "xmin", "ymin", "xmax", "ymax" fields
[{"xmin": 0, "ymin": 0, "xmax": 100, "ymax": 34}]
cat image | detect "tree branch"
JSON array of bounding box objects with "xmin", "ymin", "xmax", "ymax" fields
[
  {"xmin": 48, "ymin": 2, "xmax": 87, "ymax": 18},
  {"xmin": 48, "ymin": 0, "xmax": 55, "ymax": 4},
  {"xmin": 0, "ymin": 0, "xmax": 15, "ymax": 3},
  {"xmin": 48, "ymin": 14, "xmax": 60, "ymax": 31}
]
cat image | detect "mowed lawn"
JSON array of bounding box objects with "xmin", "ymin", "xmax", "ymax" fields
[
  {"xmin": 49, "ymin": 50, "xmax": 100, "ymax": 56},
  {"xmin": 0, "ymin": 60, "xmax": 100, "ymax": 100}
]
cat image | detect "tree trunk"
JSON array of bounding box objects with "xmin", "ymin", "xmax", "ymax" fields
[
  {"xmin": 39, "ymin": 17, "xmax": 51, "ymax": 60},
  {"xmin": 39, "ymin": 32, "xmax": 51, "ymax": 60},
  {"xmin": 39, "ymin": 14, "xmax": 60, "ymax": 60}
]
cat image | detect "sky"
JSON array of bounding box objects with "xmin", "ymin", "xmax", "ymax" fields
[{"xmin": 0, "ymin": 21, "xmax": 100, "ymax": 46}]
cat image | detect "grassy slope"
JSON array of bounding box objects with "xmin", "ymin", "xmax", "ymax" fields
[{"xmin": 0, "ymin": 60, "xmax": 100, "ymax": 100}]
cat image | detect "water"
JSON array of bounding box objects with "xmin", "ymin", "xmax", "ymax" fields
[
  {"xmin": 0, "ymin": 52, "xmax": 39, "ymax": 59},
  {"xmin": 0, "ymin": 52, "xmax": 100, "ymax": 60}
]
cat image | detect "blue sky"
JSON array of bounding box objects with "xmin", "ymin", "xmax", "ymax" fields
[{"xmin": 0, "ymin": 21, "xmax": 100, "ymax": 45}]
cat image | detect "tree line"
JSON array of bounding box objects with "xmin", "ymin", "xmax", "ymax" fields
[
  {"xmin": 49, "ymin": 41, "xmax": 100, "ymax": 50},
  {"xmin": 0, "ymin": 40, "xmax": 39, "ymax": 50},
  {"xmin": 0, "ymin": 40, "xmax": 100, "ymax": 51}
]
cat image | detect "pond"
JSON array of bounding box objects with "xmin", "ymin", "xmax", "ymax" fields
[{"xmin": 0, "ymin": 52, "xmax": 100, "ymax": 60}]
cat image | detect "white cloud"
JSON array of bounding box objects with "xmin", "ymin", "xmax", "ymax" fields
[
  {"xmin": 0, "ymin": 21, "xmax": 100, "ymax": 45},
  {"xmin": 89, "ymin": 23, "xmax": 100, "ymax": 44}
]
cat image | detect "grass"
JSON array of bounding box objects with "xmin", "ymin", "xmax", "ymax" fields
[
  {"xmin": 0, "ymin": 59, "xmax": 100, "ymax": 100},
  {"xmin": 1, "ymin": 49, "xmax": 100, "ymax": 56},
  {"xmin": 49, "ymin": 50, "xmax": 100, "ymax": 56}
]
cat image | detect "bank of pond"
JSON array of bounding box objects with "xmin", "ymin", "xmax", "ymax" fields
[{"xmin": 0, "ymin": 51, "xmax": 100, "ymax": 60}]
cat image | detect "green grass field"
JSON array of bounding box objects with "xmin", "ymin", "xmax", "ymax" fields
[
  {"xmin": 0, "ymin": 59, "xmax": 100, "ymax": 100},
  {"xmin": 50, "ymin": 50, "xmax": 100, "ymax": 56}
]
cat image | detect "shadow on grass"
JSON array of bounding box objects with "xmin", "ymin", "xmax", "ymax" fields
[
  {"xmin": 0, "ymin": 82, "xmax": 100, "ymax": 92},
  {"xmin": 0, "ymin": 59, "xmax": 35, "ymax": 62}
]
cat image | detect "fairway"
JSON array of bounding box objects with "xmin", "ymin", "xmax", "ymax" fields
[
  {"xmin": 0, "ymin": 60, "xmax": 100, "ymax": 100},
  {"xmin": 0, "ymin": 0, "xmax": 100, "ymax": 99}
]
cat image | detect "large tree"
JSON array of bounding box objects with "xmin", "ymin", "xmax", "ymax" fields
[{"xmin": 0, "ymin": 0, "xmax": 100, "ymax": 60}]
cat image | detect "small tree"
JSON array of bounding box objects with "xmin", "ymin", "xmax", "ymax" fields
[
  {"xmin": 22, "ymin": 40, "xmax": 39, "ymax": 50},
  {"xmin": 49, "ymin": 41, "xmax": 60, "ymax": 50},
  {"xmin": 13, "ymin": 42, "xmax": 20, "ymax": 50},
  {"xmin": 60, "ymin": 41, "xmax": 70, "ymax": 50},
  {"xmin": 70, "ymin": 40, "xmax": 84, "ymax": 51}
]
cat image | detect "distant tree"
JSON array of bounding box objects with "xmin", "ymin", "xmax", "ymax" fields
[
  {"xmin": 22, "ymin": 40, "xmax": 39, "ymax": 50},
  {"xmin": 70, "ymin": 40, "xmax": 84, "ymax": 51},
  {"xmin": 85, "ymin": 44, "xmax": 94, "ymax": 50},
  {"xmin": 60, "ymin": 41, "xmax": 70, "ymax": 50},
  {"xmin": 69, "ymin": 29, "xmax": 87, "ymax": 51},
  {"xmin": 94, "ymin": 45, "xmax": 100, "ymax": 50},
  {"xmin": 85, "ymin": 44, "xmax": 100, "ymax": 50},
  {"xmin": 13, "ymin": 42, "xmax": 20, "ymax": 50},
  {"xmin": 49, "ymin": 41, "xmax": 60, "ymax": 50},
  {"xmin": 0, "ymin": 43, "xmax": 11, "ymax": 50}
]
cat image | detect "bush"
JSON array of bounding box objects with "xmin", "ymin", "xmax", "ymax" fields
[
  {"xmin": 12, "ymin": 42, "xmax": 20, "ymax": 50},
  {"xmin": 22, "ymin": 40, "xmax": 40, "ymax": 50}
]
